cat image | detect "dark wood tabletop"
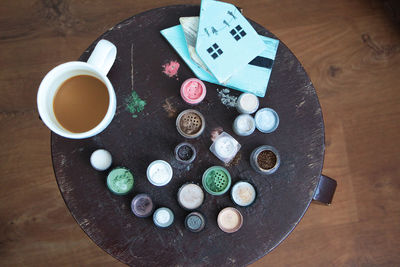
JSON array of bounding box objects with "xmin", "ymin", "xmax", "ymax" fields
[{"xmin": 51, "ymin": 5, "xmax": 324, "ymax": 266}]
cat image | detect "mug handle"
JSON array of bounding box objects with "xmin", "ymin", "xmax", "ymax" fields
[
  {"xmin": 312, "ymin": 175, "xmax": 337, "ymax": 205},
  {"xmin": 87, "ymin": 39, "xmax": 117, "ymax": 76}
]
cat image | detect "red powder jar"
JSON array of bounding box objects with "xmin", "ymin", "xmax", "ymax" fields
[{"xmin": 180, "ymin": 78, "xmax": 207, "ymax": 105}]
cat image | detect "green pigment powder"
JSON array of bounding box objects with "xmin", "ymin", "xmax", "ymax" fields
[{"xmin": 125, "ymin": 91, "xmax": 146, "ymax": 118}]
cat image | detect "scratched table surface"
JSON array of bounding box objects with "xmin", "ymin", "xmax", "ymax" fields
[{"xmin": 51, "ymin": 5, "xmax": 324, "ymax": 266}]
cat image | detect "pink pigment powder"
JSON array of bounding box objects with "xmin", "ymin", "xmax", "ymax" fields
[
  {"xmin": 211, "ymin": 127, "xmax": 223, "ymax": 142},
  {"xmin": 162, "ymin": 61, "xmax": 180, "ymax": 78}
]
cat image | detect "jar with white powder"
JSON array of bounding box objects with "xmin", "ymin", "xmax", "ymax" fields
[
  {"xmin": 255, "ymin": 108, "xmax": 279, "ymax": 133},
  {"xmin": 153, "ymin": 207, "xmax": 174, "ymax": 228},
  {"xmin": 236, "ymin": 93, "xmax": 259, "ymax": 114},
  {"xmin": 233, "ymin": 114, "xmax": 256, "ymax": 136},
  {"xmin": 146, "ymin": 160, "xmax": 173, "ymax": 186},
  {"xmin": 209, "ymin": 132, "xmax": 241, "ymax": 163}
]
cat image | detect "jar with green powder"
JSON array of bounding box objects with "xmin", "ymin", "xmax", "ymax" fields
[
  {"xmin": 202, "ymin": 166, "xmax": 231, "ymax": 196},
  {"xmin": 106, "ymin": 167, "xmax": 134, "ymax": 195}
]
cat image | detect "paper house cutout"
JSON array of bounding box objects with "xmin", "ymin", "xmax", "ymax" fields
[
  {"xmin": 160, "ymin": 23, "xmax": 279, "ymax": 97},
  {"xmin": 195, "ymin": 0, "xmax": 266, "ymax": 84}
]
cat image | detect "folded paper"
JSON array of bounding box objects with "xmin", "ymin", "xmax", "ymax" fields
[
  {"xmin": 161, "ymin": 24, "xmax": 279, "ymax": 97},
  {"xmin": 195, "ymin": 0, "xmax": 267, "ymax": 84}
]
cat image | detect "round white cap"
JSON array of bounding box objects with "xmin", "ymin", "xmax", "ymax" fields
[{"xmin": 90, "ymin": 149, "xmax": 112, "ymax": 171}]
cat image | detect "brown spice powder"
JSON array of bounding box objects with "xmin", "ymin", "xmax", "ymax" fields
[
  {"xmin": 257, "ymin": 150, "xmax": 277, "ymax": 170},
  {"xmin": 225, "ymin": 152, "xmax": 241, "ymax": 167}
]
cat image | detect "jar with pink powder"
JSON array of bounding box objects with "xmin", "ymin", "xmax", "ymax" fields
[{"xmin": 180, "ymin": 78, "xmax": 207, "ymax": 105}]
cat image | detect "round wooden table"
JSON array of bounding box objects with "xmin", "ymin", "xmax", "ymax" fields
[{"xmin": 52, "ymin": 5, "xmax": 325, "ymax": 266}]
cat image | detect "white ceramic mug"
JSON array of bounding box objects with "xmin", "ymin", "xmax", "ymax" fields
[{"xmin": 37, "ymin": 39, "xmax": 117, "ymax": 139}]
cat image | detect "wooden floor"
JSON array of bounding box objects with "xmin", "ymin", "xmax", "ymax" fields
[{"xmin": 1, "ymin": 0, "xmax": 399, "ymax": 266}]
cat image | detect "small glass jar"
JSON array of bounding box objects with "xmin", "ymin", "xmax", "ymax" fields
[
  {"xmin": 232, "ymin": 114, "xmax": 256, "ymax": 136},
  {"xmin": 185, "ymin": 212, "xmax": 206, "ymax": 232},
  {"xmin": 177, "ymin": 183, "xmax": 204, "ymax": 210},
  {"xmin": 146, "ymin": 160, "xmax": 173, "ymax": 186},
  {"xmin": 254, "ymin": 108, "xmax": 279, "ymax": 133},
  {"xmin": 250, "ymin": 145, "xmax": 280, "ymax": 175},
  {"xmin": 131, "ymin": 193, "xmax": 154, "ymax": 218},
  {"xmin": 106, "ymin": 167, "xmax": 134, "ymax": 195},
  {"xmin": 174, "ymin": 142, "xmax": 196, "ymax": 164},
  {"xmin": 231, "ymin": 181, "xmax": 257, "ymax": 207},
  {"xmin": 180, "ymin": 78, "xmax": 207, "ymax": 105},
  {"xmin": 236, "ymin": 93, "xmax": 259, "ymax": 114},
  {"xmin": 90, "ymin": 149, "xmax": 112, "ymax": 171},
  {"xmin": 209, "ymin": 132, "xmax": 241, "ymax": 163},
  {"xmin": 153, "ymin": 207, "xmax": 174, "ymax": 228},
  {"xmin": 217, "ymin": 207, "xmax": 243, "ymax": 233},
  {"xmin": 202, "ymin": 166, "xmax": 231, "ymax": 196},
  {"xmin": 176, "ymin": 109, "xmax": 205, "ymax": 139}
]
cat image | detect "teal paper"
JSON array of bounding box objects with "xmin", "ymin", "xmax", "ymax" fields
[
  {"xmin": 160, "ymin": 25, "xmax": 279, "ymax": 97},
  {"xmin": 195, "ymin": 0, "xmax": 267, "ymax": 84}
]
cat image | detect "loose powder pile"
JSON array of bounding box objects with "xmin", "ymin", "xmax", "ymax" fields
[
  {"xmin": 162, "ymin": 60, "xmax": 180, "ymax": 78},
  {"xmin": 125, "ymin": 90, "xmax": 146, "ymax": 118},
  {"xmin": 257, "ymin": 150, "xmax": 277, "ymax": 170},
  {"xmin": 217, "ymin": 88, "xmax": 238, "ymax": 108}
]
